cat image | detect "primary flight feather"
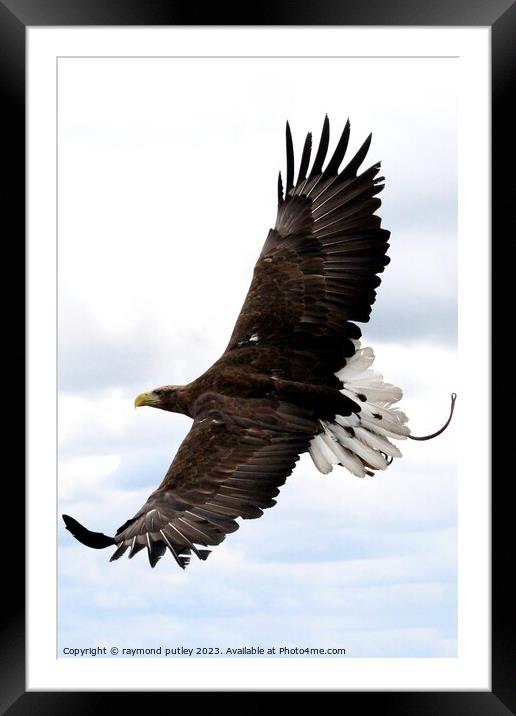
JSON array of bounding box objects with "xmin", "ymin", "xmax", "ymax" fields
[{"xmin": 63, "ymin": 116, "xmax": 455, "ymax": 569}]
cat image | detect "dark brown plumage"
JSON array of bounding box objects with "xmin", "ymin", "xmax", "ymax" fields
[{"xmin": 63, "ymin": 116, "xmax": 399, "ymax": 569}]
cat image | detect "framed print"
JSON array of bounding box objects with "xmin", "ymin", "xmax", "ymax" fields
[{"xmin": 3, "ymin": 0, "xmax": 510, "ymax": 709}]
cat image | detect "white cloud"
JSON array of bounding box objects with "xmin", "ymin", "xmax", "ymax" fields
[
  {"xmin": 59, "ymin": 534, "xmax": 457, "ymax": 657},
  {"xmin": 59, "ymin": 454, "xmax": 121, "ymax": 501}
]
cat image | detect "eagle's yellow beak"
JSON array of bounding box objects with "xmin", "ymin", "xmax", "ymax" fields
[{"xmin": 134, "ymin": 391, "xmax": 155, "ymax": 408}]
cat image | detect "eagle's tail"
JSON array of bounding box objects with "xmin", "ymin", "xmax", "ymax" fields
[{"xmin": 308, "ymin": 342, "xmax": 409, "ymax": 477}]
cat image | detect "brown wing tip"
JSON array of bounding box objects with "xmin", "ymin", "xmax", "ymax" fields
[{"xmin": 277, "ymin": 170, "xmax": 284, "ymax": 205}]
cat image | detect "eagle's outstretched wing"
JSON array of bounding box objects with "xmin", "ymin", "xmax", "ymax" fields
[
  {"xmin": 101, "ymin": 394, "xmax": 317, "ymax": 568},
  {"xmin": 227, "ymin": 116, "xmax": 390, "ymax": 377}
]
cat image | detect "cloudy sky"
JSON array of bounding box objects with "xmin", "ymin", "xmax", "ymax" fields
[{"xmin": 58, "ymin": 57, "xmax": 457, "ymax": 658}]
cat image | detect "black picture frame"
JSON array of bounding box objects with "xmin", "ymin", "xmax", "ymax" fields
[{"xmin": 3, "ymin": 0, "xmax": 507, "ymax": 709}]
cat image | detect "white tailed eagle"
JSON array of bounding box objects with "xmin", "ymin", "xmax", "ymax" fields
[{"xmin": 63, "ymin": 117, "xmax": 455, "ymax": 569}]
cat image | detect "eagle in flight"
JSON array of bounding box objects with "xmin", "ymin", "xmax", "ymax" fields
[{"xmin": 63, "ymin": 116, "xmax": 455, "ymax": 568}]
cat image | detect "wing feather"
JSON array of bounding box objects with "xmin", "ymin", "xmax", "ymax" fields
[
  {"xmin": 285, "ymin": 121, "xmax": 295, "ymax": 194},
  {"xmin": 308, "ymin": 115, "xmax": 330, "ymax": 180},
  {"xmin": 296, "ymin": 132, "xmax": 312, "ymax": 185},
  {"xmin": 111, "ymin": 394, "xmax": 317, "ymax": 568},
  {"xmin": 227, "ymin": 117, "xmax": 390, "ymax": 383}
]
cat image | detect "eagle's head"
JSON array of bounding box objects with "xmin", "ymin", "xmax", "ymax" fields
[{"xmin": 134, "ymin": 385, "xmax": 185, "ymax": 413}]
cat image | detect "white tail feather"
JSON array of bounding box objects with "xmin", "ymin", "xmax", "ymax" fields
[
  {"xmin": 321, "ymin": 431, "xmax": 365, "ymax": 476},
  {"xmin": 356, "ymin": 401, "xmax": 409, "ymax": 433},
  {"xmin": 335, "ymin": 446, "xmax": 366, "ymax": 477},
  {"xmin": 335, "ymin": 413, "xmax": 360, "ymax": 428},
  {"xmin": 309, "ymin": 341, "xmax": 410, "ymax": 477},
  {"xmin": 359, "ymin": 417, "xmax": 410, "ymax": 440},
  {"xmin": 326, "ymin": 423, "xmax": 388, "ymax": 469},
  {"xmin": 335, "ymin": 347, "xmax": 374, "ymax": 381},
  {"xmin": 309, "ymin": 437, "xmax": 334, "ymax": 474},
  {"xmin": 353, "ymin": 426, "xmax": 402, "ymax": 458},
  {"xmin": 319, "ymin": 432, "xmax": 345, "ymax": 463},
  {"xmin": 345, "ymin": 377, "xmax": 402, "ymax": 405}
]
